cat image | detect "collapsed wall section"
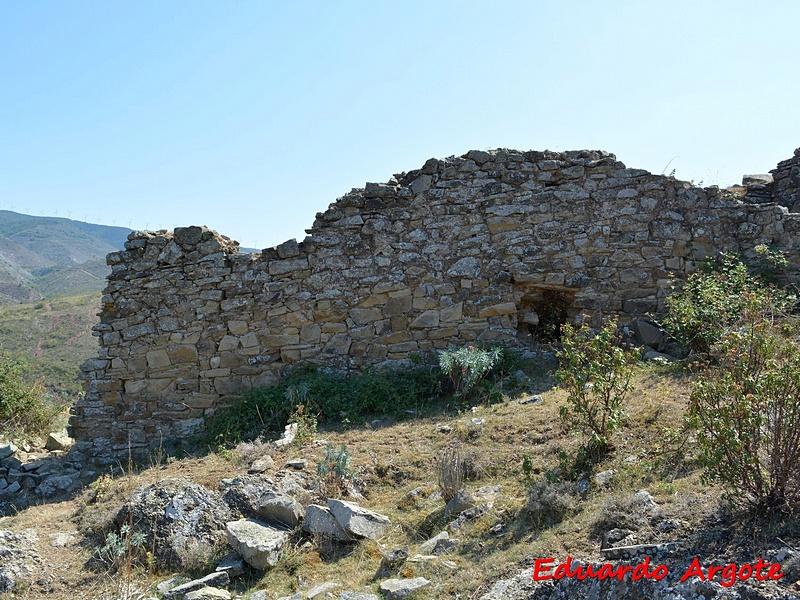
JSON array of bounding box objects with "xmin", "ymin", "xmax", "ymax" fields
[{"xmin": 70, "ymin": 148, "xmax": 800, "ymax": 457}]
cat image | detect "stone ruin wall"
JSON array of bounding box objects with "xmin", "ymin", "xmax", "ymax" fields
[{"xmin": 70, "ymin": 148, "xmax": 800, "ymax": 457}]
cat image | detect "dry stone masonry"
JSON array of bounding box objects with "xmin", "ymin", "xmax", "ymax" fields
[{"xmin": 71, "ymin": 148, "xmax": 800, "ymax": 457}]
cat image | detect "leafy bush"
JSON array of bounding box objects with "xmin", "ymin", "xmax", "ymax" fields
[
  {"xmin": 438, "ymin": 344, "xmax": 521, "ymax": 400},
  {"xmin": 687, "ymin": 303, "xmax": 800, "ymax": 509},
  {"xmin": 556, "ymin": 318, "xmax": 635, "ymax": 451},
  {"xmin": 0, "ymin": 353, "xmax": 61, "ymax": 439},
  {"xmin": 204, "ymin": 361, "xmax": 441, "ymax": 445},
  {"xmin": 664, "ymin": 251, "xmax": 795, "ymax": 356}
]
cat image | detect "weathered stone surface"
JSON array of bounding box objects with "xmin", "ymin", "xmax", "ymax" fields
[
  {"xmin": 69, "ymin": 148, "xmax": 800, "ymax": 459},
  {"xmin": 328, "ymin": 498, "xmax": 390, "ymax": 540},
  {"xmin": 162, "ymin": 571, "xmax": 230, "ymax": 599},
  {"xmin": 379, "ymin": 577, "xmax": 432, "ymax": 599},
  {"xmin": 248, "ymin": 455, "xmax": 275, "ymax": 474},
  {"xmin": 184, "ymin": 587, "xmax": 232, "ymax": 600},
  {"xmin": 45, "ymin": 431, "xmax": 73, "ymax": 452},
  {"xmin": 116, "ymin": 478, "xmax": 232, "ymax": 569},
  {"xmin": 0, "ymin": 443, "xmax": 17, "ymax": 460},
  {"xmin": 0, "ymin": 529, "xmax": 40, "ymax": 593},
  {"xmin": 226, "ymin": 518, "xmax": 289, "ymax": 570},
  {"xmin": 306, "ymin": 581, "xmax": 340, "ymax": 598},
  {"xmin": 254, "ymin": 491, "xmax": 304, "ymax": 528},
  {"xmin": 302, "ymin": 504, "xmax": 350, "ymax": 541}
]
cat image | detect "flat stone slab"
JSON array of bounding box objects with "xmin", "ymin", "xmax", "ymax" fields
[
  {"xmin": 379, "ymin": 577, "xmax": 432, "ymax": 599},
  {"xmin": 226, "ymin": 518, "xmax": 289, "ymax": 570},
  {"xmin": 328, "ymin": 498, "xmax": 390, "ymax": 540},
  {"xmin": 302, "ymin": 504, "xmax": 350, "ymax": 541}
]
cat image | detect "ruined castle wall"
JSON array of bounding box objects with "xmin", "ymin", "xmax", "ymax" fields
[
  {"xmin": 70, "ymin": 149, "xmax": 800, "ymax": 457},
  {"xmin": 771, "ymin": 148, "xmax": 800, "ymax": 212}
]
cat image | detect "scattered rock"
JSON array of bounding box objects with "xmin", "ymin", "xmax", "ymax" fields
[
  {"xmin": 307, "ymin": 581, "xmax": 340, "ymax": 598},
  {"xmin": 0, "ymin": 443, "xmax": 17, "ymax": 461},
  {"xmin": 226, "ymin": 518, "xmax": 289, "ymax": 570},
  {"xmin": 162, "ymin": 571, "xmax": 230, "ymax": 599},
  {"xmin": 184, "ymin": 587, "xmax": 232, "ymax": 600},
  {"xmin": 379, "ymin": 577, "xmax": 432, "ymax": 599},
  {"xmin": 445, "ymin": 489, "xmax": 475, "ymax": 516},
  {"xmin": 48, "ymin": 531, "xmax": 77, "ymax": 547},
  {"xmin": 272, "ymin": 423, "xmax": 298, "ymax": 448},
  {"xmin": 44, "ymin": 431, "xmax": 74, "ymax": 452},
  {"xmin": 594, "ymin": 470, "xmax": 615, "ymax": 486},
  {"xmin": 449, "ymin": 503, "xmax": 490, "ymax": 530},
  {"xmin": 437, "ymin": 425, "xmax": 452, "ymax": 433},
  {"xmin": 255, "ymin": 491, "xmax": 304, "ymax": 528},
  {"xmin": 327, "ymin": 498, "xmax": 390, "ymax": 540},
  {"xmin": 248, "ymin": 455, "xmax": 275, "ymax": 474},
  {"xmin": 0, "ymin": 529, "xmax": 40, "ymax": 593},
  {"xmin": 339, "ymin": 593, "xmax": 380, "ymax": 600},
  {"xmin": 302, "ymin": 504, "xmax": 350, "ymax": 541},
  {"xmin": 632, "ymin": 489, "xmax": 658, "ymax": 512},
  {"xmin": 215, "ymin": 552, "xmax": 246, "ymax": 578},
  {"xmin": 284, "ymin": 458, "xmax": 307, "ymax": 470}
]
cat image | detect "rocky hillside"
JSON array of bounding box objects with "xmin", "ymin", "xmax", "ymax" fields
[
  {"xmin": 0, "ymin": 211, "xmax": 130, "ymax": 303},
  {"xmin": 1, "ymin": 363, "xmax": 799, "ymax": 600}
]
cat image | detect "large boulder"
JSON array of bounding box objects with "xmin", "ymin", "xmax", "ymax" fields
[
  {"xmin": 116, "ymin": 478, "xmax": 232, "ymax": 569},
  {"xmin": 220, "ymin": 472, "xmax": 312, "ymax": 523},
  {"xmin": 328, "ymin": 498, "xmax": 390, "ymax": 540},
  {"xmin": 302, "ymin": 504, "xmax": 350, "ymax": 541},
  {"xmin": 226, "ymin": 518, "xmax": 289, "ymax": 570}
]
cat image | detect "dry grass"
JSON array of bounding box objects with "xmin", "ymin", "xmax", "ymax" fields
[{"xmin": 2, "ymin": 361, "xmax": 782, "ymax": 599}]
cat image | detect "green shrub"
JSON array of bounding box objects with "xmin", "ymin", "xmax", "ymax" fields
[
  {"xmin": 556, "ymin": 318, "xmax": 635, "ymax": 451},
  {"xmin": 204, "ymin": 361, "xmax": 441, "ymax": 445},
  {"xmin": 687, "ymin": 303, "xmax": 800, "ymax": 509},
  {"xmin": 438, "ymin": 344, "xmax": 521, "ymax": 400},
  {"xmin": 664, "ymin": 251, "xmax": 795, "ymax": 356},
  {"xmin": 0, "ymin": 353, "xmax": 61, "ymax": 439}
]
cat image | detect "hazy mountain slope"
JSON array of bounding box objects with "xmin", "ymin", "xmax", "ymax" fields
[{"xmin": 0, "ymin": 211, "xmax": 130, "ymax": 302}]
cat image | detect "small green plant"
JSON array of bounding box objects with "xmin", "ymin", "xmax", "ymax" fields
[
  {"xmin": 94, "ymin": 525, "xmax": 147, "ymax": 571},
  {"xmin": 687, "ymin": 301, "xmax": 800, "ymax": 509},
  {"xmin": 556, "ymin": 318, "xmax": 635, "ymax": 451},
  {"xmin": 439, "ymin": 345, "xmax": 503, "ymax": 398},
  {"xmin": 285, "ymin": 384, "xmax": 317, "ymax": 445},
  {"xmin": 436, "ymin": 444, "xmax": 464, "ymax": 504},
  {"xmin": 521, "ymin": 454, "xmax": 535, "ymax": 482},
  {"xmin": 317, "ymin": 443, "xmax": 357, "ymax": 498}
]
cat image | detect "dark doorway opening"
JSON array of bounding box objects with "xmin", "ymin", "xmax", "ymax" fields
[{"xmin": 516, "ymin": 287, "xmax": 577, "ymax": 344}]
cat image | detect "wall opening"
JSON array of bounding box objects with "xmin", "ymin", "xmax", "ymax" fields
[{"xmin": 516, "ymin": 286, "xmax": 577, "ymax": 344}]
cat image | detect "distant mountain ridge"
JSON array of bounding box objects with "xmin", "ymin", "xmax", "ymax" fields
[{"xmin": 0, "ymin": 210, "xmax": 131, "ymax": 303}]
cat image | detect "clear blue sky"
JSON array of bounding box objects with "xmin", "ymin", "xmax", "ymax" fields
[{"xmin": 1, "ymin": 1, "xmax": 798, "ymax": 249}]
